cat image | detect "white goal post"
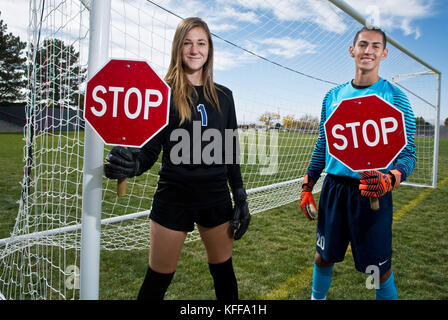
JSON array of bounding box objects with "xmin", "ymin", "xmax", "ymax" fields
[{"xmin": 0, "ymin": 0, "xmax": 441, "ymax": 300}]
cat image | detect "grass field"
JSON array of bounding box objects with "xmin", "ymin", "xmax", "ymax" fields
[{"xmin": 1, "ymin": 132, "xmax": 447, "ymax": 300}]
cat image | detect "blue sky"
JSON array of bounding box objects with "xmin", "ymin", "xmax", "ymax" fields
[
  {"xmin": 382, "ymin": 0, "xmax": 448, "ymax": 124},
  {"xmin": 1, "ymin": 0, "xmax": 447, "ymax": 125}
]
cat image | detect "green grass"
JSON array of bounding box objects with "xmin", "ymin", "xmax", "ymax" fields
[
  {"xmin": 1, "ymin": 133, "xmax": 447, "ymax": 300},
  {"xmin": 101, "ymin": 139, "xmax": 448, "ymax": 300},
  {"xmin": 0, "ymin": 133, "xmax": 24, "ymax": 238}
]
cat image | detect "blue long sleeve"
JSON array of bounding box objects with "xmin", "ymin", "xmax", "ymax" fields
[
  {"xmin": 305, "ymin": 78, "xmax": 417, "ymax": 183},
  {"xmin": 307, "ymin": 91, "xmax": 331, "ymax": 183},
  {"xmin": 390, "ymin": 85, "xmax": 417, "ymax": 181}
]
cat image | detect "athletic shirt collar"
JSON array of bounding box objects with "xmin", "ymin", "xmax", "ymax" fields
[
  {"xmin": 194, "ymin": 85, "xmax": 204, "ymax": 93},
  {"xmin": 351, "ymin": 78, "xmax": 383, "ymax": 90},
  {"xmin": 193, "ymin": 85, "xmax": 204, "ymax": 104}
]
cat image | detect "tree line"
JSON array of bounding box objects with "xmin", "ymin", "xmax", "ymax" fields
[
  {"xmin": 258, "ymin": 112, "xmax": 447, "ymax": 131},
  {"xmin": 0, "ymin": 12, "xmax": 85, "ymax": 107},
  {"xmin": 258, "ymin": 111, "xmax": 319, "ymax": 131}
]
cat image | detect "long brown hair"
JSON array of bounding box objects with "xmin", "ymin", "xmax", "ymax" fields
[{"xmin": 165, "ymin": 17, "xmax": 220, "ymax": 125}]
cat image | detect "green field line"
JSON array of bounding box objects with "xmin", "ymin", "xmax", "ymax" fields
[
  {"xmin": 393, "ymin": 176, "xmax": 448, "ymax": 222},
  {"xmin": 261, "ymin": 178, "xmax": 448, "ymax": 300},
  {"xmin": 261, "ymin": 265, "xmax": 314, "ymax": 300}
]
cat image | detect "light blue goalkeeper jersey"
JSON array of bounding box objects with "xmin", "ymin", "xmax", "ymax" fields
[{"xmin": 307, "ymin": 78, "xmax": 417, "ymax": 182}]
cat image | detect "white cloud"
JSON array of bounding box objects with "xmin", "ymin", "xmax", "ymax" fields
[
  {"xmin": 231, "ymin": 0, "xmax": 347, "ymax": 34},
  {"xmin": 214, "ymin": 48, "xmax": 255, "ymax": 71},
  {"xmin": 257, "ymin": 37, "xmax": 317, "ymax": 59},
  {"xmin": 401, "ymin": 19, "xmax": 414, "ymax": 36},
  {"xmin": 0, "ymin": 0, "xmax": 30, "ymax": 41},
  {"xmin": 230, "ymin": 0, "xmax": 433, "ymax": 39},
  {"xmin": 215, "ymin": 6, "xmax": 259, "ymax": 23},
  {"xmin": 345, "ymin": 0, "xmax": 434, "ymax": 38},
  {"xmin": 414, "ymin": 27, "xmax": 421, "ymax": 40},
  {"xmin": 304, "ymin": 0, "xmax": 348, "ymax": 34},
  {"xmin": 208, "ymin": 22, "xmax": 238, "ymax": 32}
]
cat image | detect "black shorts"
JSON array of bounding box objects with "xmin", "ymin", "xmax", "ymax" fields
[
  {"xmin": 149, "ymin": 180, "xmax": 234, "ymax": 232},
  {"xmin": 316, "ymin": 174, "xmax": 393, "ymax": 275}
]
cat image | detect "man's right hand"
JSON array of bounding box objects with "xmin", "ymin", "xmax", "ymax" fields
[
  {"xmin": 299, "ymin": 174, "xmax": 317, "ymax": 221},
  {"xmin": 104, "ymin": 146, "xmax": 141, "ymax": 180}
]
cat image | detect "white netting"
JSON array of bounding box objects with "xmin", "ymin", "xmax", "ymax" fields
[{"xmin": 0, "ymin": 0, "xmax": 440, "ymax": 299}]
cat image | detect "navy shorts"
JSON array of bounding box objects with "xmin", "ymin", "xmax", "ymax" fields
[
  {"xmin": 316, "ymin": 174, "xmax": 393, "ymax": 275},
  {"xmin": 149, "ymin": 180, "xmax": 234, "ymax": 232}
]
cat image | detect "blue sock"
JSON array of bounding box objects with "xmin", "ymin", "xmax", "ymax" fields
[
  {"xmin": 312, "ymin": 263, "xmax": 334, "ymax": 300},
  {"xmin": 376, "ymin": 271, "xmax": 398, "ymax": 300}
]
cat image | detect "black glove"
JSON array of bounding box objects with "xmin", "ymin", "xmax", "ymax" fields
[
  {"xmin": 230, "ymin": 187, "xmax": 251, "ymax": 240},
  {"xmin": 104, "ymin": 146, "xmax": 141, "ymax": 180}
]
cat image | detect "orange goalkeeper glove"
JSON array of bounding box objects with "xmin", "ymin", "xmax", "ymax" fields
[
  {"xmin": 299, "ymin": 174, "xmax": 317, "ymax": 221},
  {"xmin": 359, "ymin": 169, "xmax": 401, "ymax": 198}
]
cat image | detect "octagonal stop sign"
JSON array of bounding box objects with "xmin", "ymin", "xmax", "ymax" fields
[
  {"xmin": 324, "ymin": 94, "xmax": 407, "ymax": 172},
  {"xmin": 84, "ymin": 59, "xmax": 170, "ymax": 148}
]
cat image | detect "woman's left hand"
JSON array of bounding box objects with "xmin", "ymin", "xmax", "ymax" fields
[{"xmin": 231, "ymin": 188, "xmax": 251, "ymax": 240}]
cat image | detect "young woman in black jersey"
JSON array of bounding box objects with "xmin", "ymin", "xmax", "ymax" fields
[{"xmin": 104, "ymin": 17, "xmax": 250, "ymax": 300}]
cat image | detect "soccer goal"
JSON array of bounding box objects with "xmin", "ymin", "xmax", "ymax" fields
[{"xmin": 0, "ymin": 0, "xmax": 441, "ymax": 300}]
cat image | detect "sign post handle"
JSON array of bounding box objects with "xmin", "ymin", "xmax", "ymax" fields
[
  {"xmin": 117, "ymin": 147, "xmax": 128, "ymax": 197},
  {"xmin": 370, "ymin": 197, "xmax": 379, "ymax": 211},
  {"xmin": 117, "ymin": 178, "xmax": 127, "ymax": 197}
]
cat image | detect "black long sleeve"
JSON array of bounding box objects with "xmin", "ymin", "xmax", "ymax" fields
[
  {"xmin": 137, "ymin": 126, "xmax": 164, "ymax": 174},
  {"xmin": 224, "ymin": 89, "xmax": 243, "ymax": 191},
  {"xmin": 137, "ymin": 84, "xmax": 244, "ymax": 196}
]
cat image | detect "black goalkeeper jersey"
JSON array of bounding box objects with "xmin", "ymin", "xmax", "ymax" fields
[{"xmin": 138, "ymin": 83, "xmax": 243, "ymax": 206}]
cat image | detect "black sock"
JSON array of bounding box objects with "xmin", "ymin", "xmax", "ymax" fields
[
  {"xmin": 137, "ymin": 265, "xmax": 174, "ymax": 300},
  {"xmin": 208, "ymin": 257, "xmax": 238, "ymax": 301}
]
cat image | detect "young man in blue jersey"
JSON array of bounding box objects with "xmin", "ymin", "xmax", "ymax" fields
[{"xmin": 299, "ymin": 26, "xmax": 417, "ymax": 300}]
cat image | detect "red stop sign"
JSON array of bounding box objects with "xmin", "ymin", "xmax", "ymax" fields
[
  {"xmin": 324, "ymin": 94, "xmax": 407, "ymax": 172},
  {"xmin": 84, "ymin": 59, "xmax": 170, "ymax": 147}
]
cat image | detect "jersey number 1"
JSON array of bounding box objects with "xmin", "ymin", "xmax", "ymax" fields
[{"xmin": 197, "ymin": 104, "xmax": 207, "ymax": 126}]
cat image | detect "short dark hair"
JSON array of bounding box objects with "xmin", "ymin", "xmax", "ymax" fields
[{"xmin": 353, "ymin": 26, "xmax": 387, "ymax": 48}]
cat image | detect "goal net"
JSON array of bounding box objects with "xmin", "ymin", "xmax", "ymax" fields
[{"xmin": 0, "ymin": 0, "xmax": 441, "ymax": 300}]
